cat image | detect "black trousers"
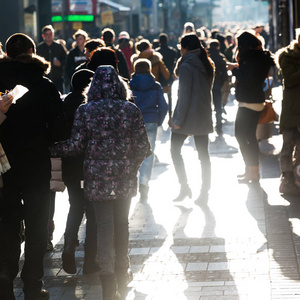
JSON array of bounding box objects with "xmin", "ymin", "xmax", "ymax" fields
[{"xmin": 0, "ymin": 158, "xmax": 50, "ymax": 296}]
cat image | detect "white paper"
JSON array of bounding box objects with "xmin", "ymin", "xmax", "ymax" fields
[{"xmin": 10, "ymin": 85, "xmax": 29, "ymax": 103}]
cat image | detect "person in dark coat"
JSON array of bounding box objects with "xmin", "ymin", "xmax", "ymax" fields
[
  {"xmin": 101, "ymin": 28, "xmax": 131, "ymax": 80},
  {"xmin": 59, "ymin": 69, "xmax": 100, "ymax": 275},
  {"xmin": 130, "ymin": 59, "xmax": 168, "ymax": 202},
  {"xmin": 50, "ymin": 66, "xmax": 149, "ymax": 300},
  {"xmin": 208, "ymin": 39, "xmax": 229, "ymax": 135},
  {"xmin": 171, "ymin": 33, "xmax": 215, "ymax": 202},
  {"xmin": 36, "ymin": 24, "xmax": 67, "ymax": 94},
  {"xmin": 0, "ymin": 33, "xmax": 65, "ymax": 300},
  {"xmin": 228, "ymin": 31, "xmax": 274, "ymax": 183},
  {"xmin": 155, "ymin": 33, "xmax": 177, "ymax": 116}
]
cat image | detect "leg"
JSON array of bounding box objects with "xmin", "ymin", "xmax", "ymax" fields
[
  {"xmin": 212, "ymin": 84, "xmax": 223, "ymax": 135},
  {"xmin": 47, "ymin": 191, "xmax": 56, "ymax": 251}
]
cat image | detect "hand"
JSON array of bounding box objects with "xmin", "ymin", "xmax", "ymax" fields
[
  {"xmin": 173, "ymin": 124, "xmax": 180, "ymax": 130},
  {"xmin": 53, "ymin": 59, "xmax": 61, "ymax": 67},
  {"xmin": 0, "ymin": 94, "xmax": 13, "ymax": 113}
]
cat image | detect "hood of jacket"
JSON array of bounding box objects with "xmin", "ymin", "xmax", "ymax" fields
[
  {"xmin": 0, "ymin": 53, "xmax": 51, "ymax": 90},
  {"xmin": 130, "ymin": 74, "xmax": 156, "ymax": 92},
  {"xmin": 276, "ymin": 40, "xmax": 300, "ymax": 69},
  {"xmin": 131, "ymin": 50, "xmax": 163, "ymax": 65}
]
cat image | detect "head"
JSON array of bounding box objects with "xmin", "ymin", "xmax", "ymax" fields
[
  {"xmin": 152, "ymin": 39, "xmax": 159, "ymax": 49},
  {"xmin": 209, "ymin": 39, "xmax": 220, "ymax": 51},
  {"xmin": 237, "ymin": 31, "xmax": 262, "ymax": 52},
  {"xmin": 159, "ymin": 33, "xmax": 168, "ymax": 46},
  {"xmin": 183, "ymin": 22, "xmax": 195, "ymax": 34},
  {"xmin": 71, "ymin": 69, "xmax": 94, "ymax": 93},
  {"xmin": 5, "ymin": 33, "xmax": 36, "ymax": 58},
  {"xmin": 73, "ymin": 29, "xmax": 88, "ymax": 48},
  {"xmin": 136, "ymin": 39, "xmax": 151, "ymax": 53},
  {"xmin": 179, "ymin": 33, "xmax": 201, "ymax": 56},
  {"xmin": 87, "ymin": 47, "xmax": 119, "ymax": 72},
  {"xmin": 133, "ymin": 59, "xmax": 154, "ymax": 77},
  {"xmin": 118, "ymin": 31, "xmax": 130, "ymax": 41},
  {"xmin": 42, "ymin": 25, "xmax": 55, "ymax": 44},
  {"xmin": 84, "ymin": 38, "xmax": 105, "ymax": 60},
  {"xmin": 101, "ymin": 28, "xmax": 115, "ymax": 44},
  {"xmin": 88, "ymin": 65, "xmax": 128, "ymax": 101}
]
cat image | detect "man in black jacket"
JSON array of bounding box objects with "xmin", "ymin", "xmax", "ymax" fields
[
  {"xmin": 101, "ymin": 28, "xmax": 130, "ymax": 80},
  {"xmin": 37, "ymin": 25, "xmax": 67, "ymax": 94},
  {"xmin": 0, "ymin": 33, "xmax": 65, "ymax": 300}
]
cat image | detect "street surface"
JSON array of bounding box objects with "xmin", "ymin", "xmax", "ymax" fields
[{"xmin": 14, "ymin": 85, "xmax": 300, "ymax": 299}]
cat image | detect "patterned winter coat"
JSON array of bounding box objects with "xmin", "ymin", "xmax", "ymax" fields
[{"xmin": 50, "ymin": 66, "xmax": 149, "ymax": 201}]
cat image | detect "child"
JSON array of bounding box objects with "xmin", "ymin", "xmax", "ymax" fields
[{"xmin": 130, "ymin": 58, "xmax": 168, "ymax": 202}]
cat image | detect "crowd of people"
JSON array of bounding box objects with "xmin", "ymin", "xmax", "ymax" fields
[{"xmin": 0, "ymin": 20, "xmax": 299, "ymax": 300}]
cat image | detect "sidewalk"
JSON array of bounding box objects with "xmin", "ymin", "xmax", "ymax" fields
[{"xmin": 14, "ymin": 86, "xmax": 300, "ymax": 299}]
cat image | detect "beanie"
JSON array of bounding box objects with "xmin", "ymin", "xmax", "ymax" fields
[
  {"xmin": 71, "ymin": 69, "xmax": 94, "ymax": 92},
  {"xmin": 5, "ymin": 33, "xmax": 36, "ymax": 58}
]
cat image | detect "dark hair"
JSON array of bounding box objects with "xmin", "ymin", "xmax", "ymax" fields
[
  {"xmin": 237, "ymin": 31, "xmax": 262, "ymax": 60},
  {"xmin": 42, "ymin": 25, "xmax": 54, "ymax": 34},
  {"xmin": 209, "ymin": 39, "xmax": 220, "ymax": 50},
  {"xmin": 6, "ymin": 33, "xmax": 36, "ymax": 58},
  {"xmin": 159, "ymin": 33, "xmax": 168, "ymax": 45},
  {"xmin": 102, "ymin": 28, "xmax": 115, "ymax": 43},
  {"xmin": 71, "ymin": 69, "xmax": 94, "ymax": 92},
  {"xmin": 180, "ymin": 33, "xmax": 214, "ymax": 81},
  {"xmin": 87, "ymin": 47, "xmax": 119, "ymax": 72},
  {"xmin": 85, "ymin": 38, "xmax": 105, "ymax": 52},
  {"xmin": 136, "ymin": 39, "xmax": 151, "ymax": 52}
]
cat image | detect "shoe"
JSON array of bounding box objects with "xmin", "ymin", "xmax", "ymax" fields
[
  {"xmin": 173, "ymin": 185, "xmax": 192, "ymax": 202},
  {"xmin": 139, "ymin": 184, "xmax": 148, "ymax": 203},
  {"xmin": 194, "ymin": 190, "xmax": 209, "ymax": 205},
  {"xmin": 100, "ymin": 274, "xmax": 121, "ymax": 300},
  {"xmin": 116, "ymin": 267, "xmax": 133, "ymax": 289},
  {"xmin": 62, "ymin": 237, "xmax": 77, "ymax": 274},
  {"xmin": 24, "ymin": 289, "xmax": 49, "ymax": 300},
  {"xmin": 279, "ymin": 175, "xmax": 300, "ymax": 196},
  {"xmin": 46, "ymin": 239, "xmax": 54, "ymax": 252},
  {"xmin": 83, "ymin": 259, "xmax": 100, "ymax": 274}
]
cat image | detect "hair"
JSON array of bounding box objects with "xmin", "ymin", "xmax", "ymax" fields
[
  {"xmin": 134, "ymin": 58, "xmax": 152, "ymax": 73},
  {"xmin": 136, "ymin": 39, "xmax": 151, "ymax": 52},
  {"xmin": 87, "ymin": 47, "xmax": 119, "ymax": 72},
  {"xmin": 5, "ymin": 33, "xmax": 36, "ymax": 58},
  {"xmin": 183, "ymin": 22, "xmax": 195, "ymax": 33},
  {"xmin": 42, "ymin": 25, "xmax": 54, "ymax": 34},
  {"xmin": 85, "ymin": 38, "xmax": 105, "ymax": 52},
  {"xmin": 102, "ymin": 28, "xmax": 115, "ymax": 43},
  {"xmin": 71, "ymin": 69, "xmax": 94, "ymax": 93},
  {"xmin": 236, "ymin": 31, "xmax": 262, "ymax": 60},
  {"xmin": 209, "ymin": 39, "xmax": 220, "ymax": 50},
  {"xmin": 159, "ymin": 33, "xmax": 168, "ymax": 45},
  {"xmin": 180, "ymin": 33, "xmax": 214, "ymax": 80},
  {"xmin": 72, "ymin": 29, "xmax": 88, "ymax": 40}
]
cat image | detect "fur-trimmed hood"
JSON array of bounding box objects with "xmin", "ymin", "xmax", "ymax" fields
[
  {"xmin": 275, "ymin": 40, "xmax": 300, "ymax": 69},
  {"xmin": 0, "ymin": 53, "xmax": 51, "ymax": 90},
  {"xmin": 131, "ymin": 50, "xmax": 163, "ymax": 65}
]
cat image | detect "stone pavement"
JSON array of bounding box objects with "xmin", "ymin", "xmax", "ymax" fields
[{"xmin": 14, "ymin": 85, "xmax": 300, "ymax": 299}]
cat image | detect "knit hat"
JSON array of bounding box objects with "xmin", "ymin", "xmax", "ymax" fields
[
  {"xmin": 237, "ymin": 31, "xmax": 262, "ymax": 50},
  {"xmin": 5, "ymin": 33, "xmax": 36, "ymax": 58},
  {"xmin": 71, "ymin": 69, "xmax": 94, "ymax": 92}
]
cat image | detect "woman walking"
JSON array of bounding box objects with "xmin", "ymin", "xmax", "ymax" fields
[
  {"xmin": 50, "ymin": 66, "xmax": 149, "ymax": 299},
  {"xmin": 170, "ymin": 33, "xmax": 215, "ymax": 201}
]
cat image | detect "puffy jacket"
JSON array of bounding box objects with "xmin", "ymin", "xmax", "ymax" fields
[{"xmin": 130, "ymin": 74, "xmax": 168, "ymax": 126}]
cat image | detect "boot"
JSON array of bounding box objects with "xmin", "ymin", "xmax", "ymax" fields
[
  {"xmin": 238, "ymin": 166, "xmax": 260, "ymax": 183},
  {"xmin": 279, "ymin": 172, "xmax": 300, "ymax": 196},
  {"xmin": 100, "ymin": 274, "xmax": 121, "ymax": 300},
  {"xmin": 173, "ymin": 185, "xmax": 192, "ymax": 202},
  {"xmin": 237, "ymin": 166, "xmax": 249, "ymax": 178},
  {"xmin": 62, "ymin": 237, "xmax": 77, "ymax": 274},
  {"xmin": 115, "ymin": 267, "xmax": 133, "ymax": 289},
  {"xmin": 83, "ymin": 257, "xmax": 100, "ymax": 274}
]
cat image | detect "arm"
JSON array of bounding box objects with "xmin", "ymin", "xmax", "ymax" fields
[
  {"xmin": 159, "ymin": 60, "xmax": 170, "ymax": 80},
  {"xmin": 156, "ymin": 84, "xmax": 168, "ymax": 126}
]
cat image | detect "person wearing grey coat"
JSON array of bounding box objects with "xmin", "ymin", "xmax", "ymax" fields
[{"xmin": 170, "ymin": 33, "xmax": 214, "ymax": 202}]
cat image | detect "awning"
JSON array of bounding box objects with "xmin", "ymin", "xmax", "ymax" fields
[{"xmin": 97, "ymin": 0, "xmax": 130, "ymax": 12}]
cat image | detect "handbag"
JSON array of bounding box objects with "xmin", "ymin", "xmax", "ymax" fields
[{"xmin": 258, "ymin": 77, "xmax": 277, "ymax": 124}]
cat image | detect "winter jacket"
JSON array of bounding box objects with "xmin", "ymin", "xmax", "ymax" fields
[
  {"xmin": 130, "ymin": 74, "xmax": 168, "ymax": 126},
  {"xmin": 208, "ymin": 48, "xmax": 228, "ymax": 87},
  {"xmin": 50, "ymin": 66, "xmax": 149, "ymax": 201},
  {"xmin": 172, "ymin": 49, "xmax": 213, "ymax": 136},
  {"xmin": 232, "ymin": 49, "xmax": 274, "ymax": 104},
  {"xmin": 0, "ymin": 54, "xmax": 65, "ymax": 183},
  {"xmin": 36, "ymin": 41, "xmax": 67, "ymax": 83},
  {"xmin": 276, "ymin": 40, "xmax": 300, "ymax": 131},
  {"xmin": 65, "ymin": 46, "xmax": 86, "ymax": 82},
  {"xmin": 117, "ymin": 39, "xmax": 133, "ymax": 74},
  {"xmin": 131, "ymin": 50, "xmax": 170, "ymax": 82}
]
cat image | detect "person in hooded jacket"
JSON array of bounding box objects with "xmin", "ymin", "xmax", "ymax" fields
[
  {"xmin": 0, "ymin": 33, "xmax": 65, "ymax": 300},
  {"xmin": 50, "ymin": 66, "xmax": 149, "ymax": 300},
  {"xmin": 131, "ymin": 39, "xmax": 170, "ymax": 83},
  {"xmin": 130, "ymin": 59, "xmax": 168, "ymax": 202},
  {"xmin": 227, "ymin": 31, "xmax": 274, "ymax": 183},
  {"xmin": 59, "ymin": 69, "xmax": 100, "ymax": 275},
  {"xmin": 275, "ymin": 31, "xmax": 300, "ymax": 195},
  {"xmin": 170, "ymin": 33, "xmax": 215, "ymax": 202}
]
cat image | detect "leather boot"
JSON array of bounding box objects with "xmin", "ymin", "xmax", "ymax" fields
[
  {"xmin": 62, "ymin": 237, "xmax": 77, "ymax": 274},
  {"xmin": 100, "ymin": 274, "xmax": 121, "ymax": 300},
  {"xmin": 279, "ymin": 172, "xmax": 300, "ymax": 196},
  {"xmin": 173, "ymin": 185, "xmax": 192, "ymax": 202}
]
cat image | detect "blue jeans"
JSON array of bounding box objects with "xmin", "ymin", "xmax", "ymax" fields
[
  {"xmin": 92, "ymin": 198, "xmax": 131, "ymax": 275},
  {"xmin": 139, "ymin": 123, "xmax": 158, "ymax": 187}
]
